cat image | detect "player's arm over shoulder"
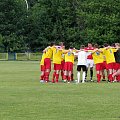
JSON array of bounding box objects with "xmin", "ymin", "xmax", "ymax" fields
[
  {"xmin": 43, "ymin": 46, "xmax": 50, "ymax": 53},
  {"xmin": 62, "ymin": 49, "xmax": 69, "ymax": 53}
]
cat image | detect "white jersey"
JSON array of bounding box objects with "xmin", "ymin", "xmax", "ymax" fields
[{"xmin": 76, "ymin": 51, "xmax": 87, "ymax": 65}]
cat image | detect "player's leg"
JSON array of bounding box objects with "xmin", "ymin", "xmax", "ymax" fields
[
  {"xmin": 61, "ymin": 69, "xmax": 64, "ymax": 80},
  {"xmin": 105, "ymin": 63, "xmax": 109, "ymax": 81},
  {"xmin": 108, "ymin": 69, "xmax": 113, "ymax": 82},
  {"xmin": 52, "ymin": 64, "xmax": 56, "ymax": 83},
  {"xmin": 45, "ymin": 69, "xmax": 51, "ymax": 82},
  {"xmin": 90, "ymin": 67, "xmax": 93, "ymax": 81},
  {"xmin": 96, "ymin": 63, "xmax": 103, "ymax": 83},
  {"xmin": 40, "ymin": 71, "xmax": 44, "ymax": 81},
  {"xmin": 55, "ymin": 70, "xmax": 60, "ymax": 83},
  {"xmin": 108, "ymin": 63, "xmax": 115, "ymax": 82},
  {"xmin": 68, "ymin": 71, "xmax": 72, "ymax": 83},
  {"xmin": 71, "ymin": 63, "xmax": 74, "ymax": 81},
  {"xmin": 63, "ymin": 70, "xmax": 68, "ymax": 82},
  {"xmin": 63, "ymin": 62, "xmax": 68, "ymax": 82},
  {"xmin": 117, "ymin": 75, "xmax": 120, "ymax": 82},
  {"xmin": 77, "ymin": 65, "xmax": 81, "ymax": 83},
  {"xmin": 67, "ymin": 62, "xmax": 73, "ymax": 83},
  {"xmin": 112, "ymin": 62, "xmax": 117, "ymax": 81},
  {"xmin": 112, "ymin": 69, "xmax": 120, "ymax": 78},
  {"xmin": 96, "ymin": 70, "xmax": 101, "ymax": 83},
  {"xmin": 55, "ymin": 64, "xmax": 61, "ymax": 83},
  {"xmin": 101, "ymin": 62, "xmax": 106, "ymax": 81},
  {"xmin": 52, "ymin": 64, "xmax": 61, "ymax": 83},
  {"xmin": 44, "ymin": 58, "xmax": 51, "ymax": 82},
  {"xmin": 71, "ymin": 72, "xmax": 74, "ymax": 81},
  {"xmin": 85, "ymin": 60, "xmax": 89, "ymax": 81},
  {"xmin": 113, "ymin": 63, "xmax": 118, "ymax": 81},
  {"xmin": 61, "ymin": 60, "xmax": 65, "ymax": 81},
  {"xmin": 90, "ymin": 60, "xmax": 94, "ymax": 81},
  {"xmin": 82, "ymin": 65, "xmax": 86, "ymax": 83},
  {"xmin": 102, "ymin": 69, "xmax": 105, "ymax": 81},
  {"xmin": 40, "ymin": 65, "xmax": 45, "ymax": 82}
]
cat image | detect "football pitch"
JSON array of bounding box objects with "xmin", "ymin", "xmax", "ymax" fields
[{"xmin": 0, "ymin": 61, "xmax": 120, "ymax": 120}]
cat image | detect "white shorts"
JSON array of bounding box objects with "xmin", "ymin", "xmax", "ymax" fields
[{"xmin": 86, "ymin": 59, "xmax": 94, "ymax": 68}]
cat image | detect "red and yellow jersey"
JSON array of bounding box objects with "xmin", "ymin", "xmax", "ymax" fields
[
  {"xmin": 61, "ymin": 49, "xmax": 71, "ymax": 61},
  {"xmin": 61, "ymin": 49, "xmax": 69, "ymax": 61},
  {"xmin": 64, "ymin": 51, "xmax": 75, "ymax": 64},
  {"xmin": 102, "ymin": 48, "xmax": 117, "ymax": 64},
  {"xmin": 52, "ymin": 47, "xmax": 63, "ymax": 64},
  {"xmin": 44, "ymin": 47, "xmax": 53, "ymax": 59},
  {"xmin": 92, "ymin": 50, "xmax": 104, "ymax": 64},
  {"xmin": 61, "ymin": 53, "xmax": 65, "ymax": 61},
  {"xmin": 40, "ymin": 52, "xmax": 46, "ymax": 65},
  {"xmin": 100, "ymin": 48, "xmax": 106, "ymax": 61}
]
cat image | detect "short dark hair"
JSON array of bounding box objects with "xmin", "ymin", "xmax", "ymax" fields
[
  {"xmin": 69, "ymin": 46, "xmax": 73, "ymax": 49},
  {"xmin": 111, "ymin": 43, "xmax": 115, "ymax": 47},
  {"xmin": 50, "ymin": 42, "xmax": 55, "ymax": 46},
  {"xmin": 104, "ymin": 43, "xmax": 109, "ymax": 47},
  {"xmin": 80, "ymin": 45, "xmax": 85, "ymax": 49},
  {"xmin": 94, "ymin": 44, "xmax": 99, "ymax": 48}
]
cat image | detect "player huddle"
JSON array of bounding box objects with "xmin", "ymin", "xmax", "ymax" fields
[{"xmin": 40, "ymin": 42, "xmax": 120, "ymax": 83}]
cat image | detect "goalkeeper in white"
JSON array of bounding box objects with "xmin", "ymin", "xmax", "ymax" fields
[{"xmin": 75, "ymin": 45, "xmax": 88, "ymax": 83}]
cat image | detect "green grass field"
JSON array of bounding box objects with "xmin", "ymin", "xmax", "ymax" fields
[{"xmin": 0, "ymin": 61, "xmax": 120, "ymax": 120}]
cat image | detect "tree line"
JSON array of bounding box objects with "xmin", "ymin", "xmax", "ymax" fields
[{"xmin": 0, "ymin": 0, "xmax": 120, "ymax": 52}]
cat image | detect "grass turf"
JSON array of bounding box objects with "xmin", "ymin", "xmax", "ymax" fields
[{"xmin": 0, "ymin": 61, "xmax": 120, "ymax": 120}]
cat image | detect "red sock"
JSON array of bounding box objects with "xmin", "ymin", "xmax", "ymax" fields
[
  {"xmin": 116, "ymin": 75, "xmax": 120, "ymax": 82},
  {"xmin": 40, "ymin": 74, "xmax": 44, "ymax": 80},
  {"xmin": 63, "ymin": 75, "xmax": 67, "ymax": 80},
  {"xmin": 52, "ymin": 72, "xmax": 56, "ymax": 83},
  {"xmin": 45, "ymin": 72, "xmax": 50, "ymax": 82},
  {"xmin": 108, "ymin": 74, "xmax": 113, "ymax": 82},
  {"xmin": 67, "ymin": 76, "xmax": 71, "ymax": 82},
  {"xmin": 56, "ymin": 74, "xmax": 59, "ymax": 83},
  {"xmin": 97, "ymin": 74, "xmax": 101, "ymax": 83}
]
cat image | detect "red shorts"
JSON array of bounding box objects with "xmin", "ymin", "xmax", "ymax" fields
[
  {"xmin": 96, "ymin": 63, "xmax": 104, "ymax": 71},
  {"xmin": 114, "ymin": 63, "xmax": 120, "ymax": 70},
  {"xmin": 102, "ymin": 61, "xmax": 107, "ymax": 70},
  {"xmin": 61, "ymin": 60, "xmax": 65, "ymax": 70},
  {"xmin": 54, "ymin": 64, "xmax": 61, "ymax": 70},
  {"xmin": 64, "ymin": 62, "xmax": 73, "ymax": 71},
  {"xmin": 44, "ymin": 58, "xmax": 51, "ymax": 70},
  {"xmin": 40, "ymin": 65, "xmax": 45, "ymax": 71},
  {"xmin": 106, "ymin": 62, "xmax": 116, "ymax": 70}
]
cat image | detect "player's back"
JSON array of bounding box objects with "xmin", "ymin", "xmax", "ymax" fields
[
  {"xmin": 40, "ymin": 52, "xmax": 46, "ymax": 65},
  {"xmin": 92, "ymin": 51, "xmax": 104, "ymax": 64},
  {"xmin": 103, "ymin": 48, "xmax": 117, "ymax": 64},
  {"xmin": 77, "ymin": 51, "xmax": 87, "ymax": 65},
  {"xmin": 52, "ymin": 47, "xmax": 63, "ymax": 64},
  {"xmin": 45, "ymin": 47, "xmax": 53, "ymax": 59},
  {"xmin": 65, "ymin": 52, "xmax": 74, "ymax": 63}
]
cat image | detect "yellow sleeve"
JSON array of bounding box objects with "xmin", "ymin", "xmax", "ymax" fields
[
  {"xmin": 112, "ymin": 48, "xmax": 117, "ymax": 52},
  {"xmin": 63, "ymin": 49, "xmax": 69, "ymax": 53}
]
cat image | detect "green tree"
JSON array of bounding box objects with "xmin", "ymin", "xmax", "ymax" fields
[
  {"xmin": 0, "ymin": 0, "xmax": 27, "ymax": 52},
  {"xmin": 78, "ymin": 0, "xmax": 120, "ymax": 45}
]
